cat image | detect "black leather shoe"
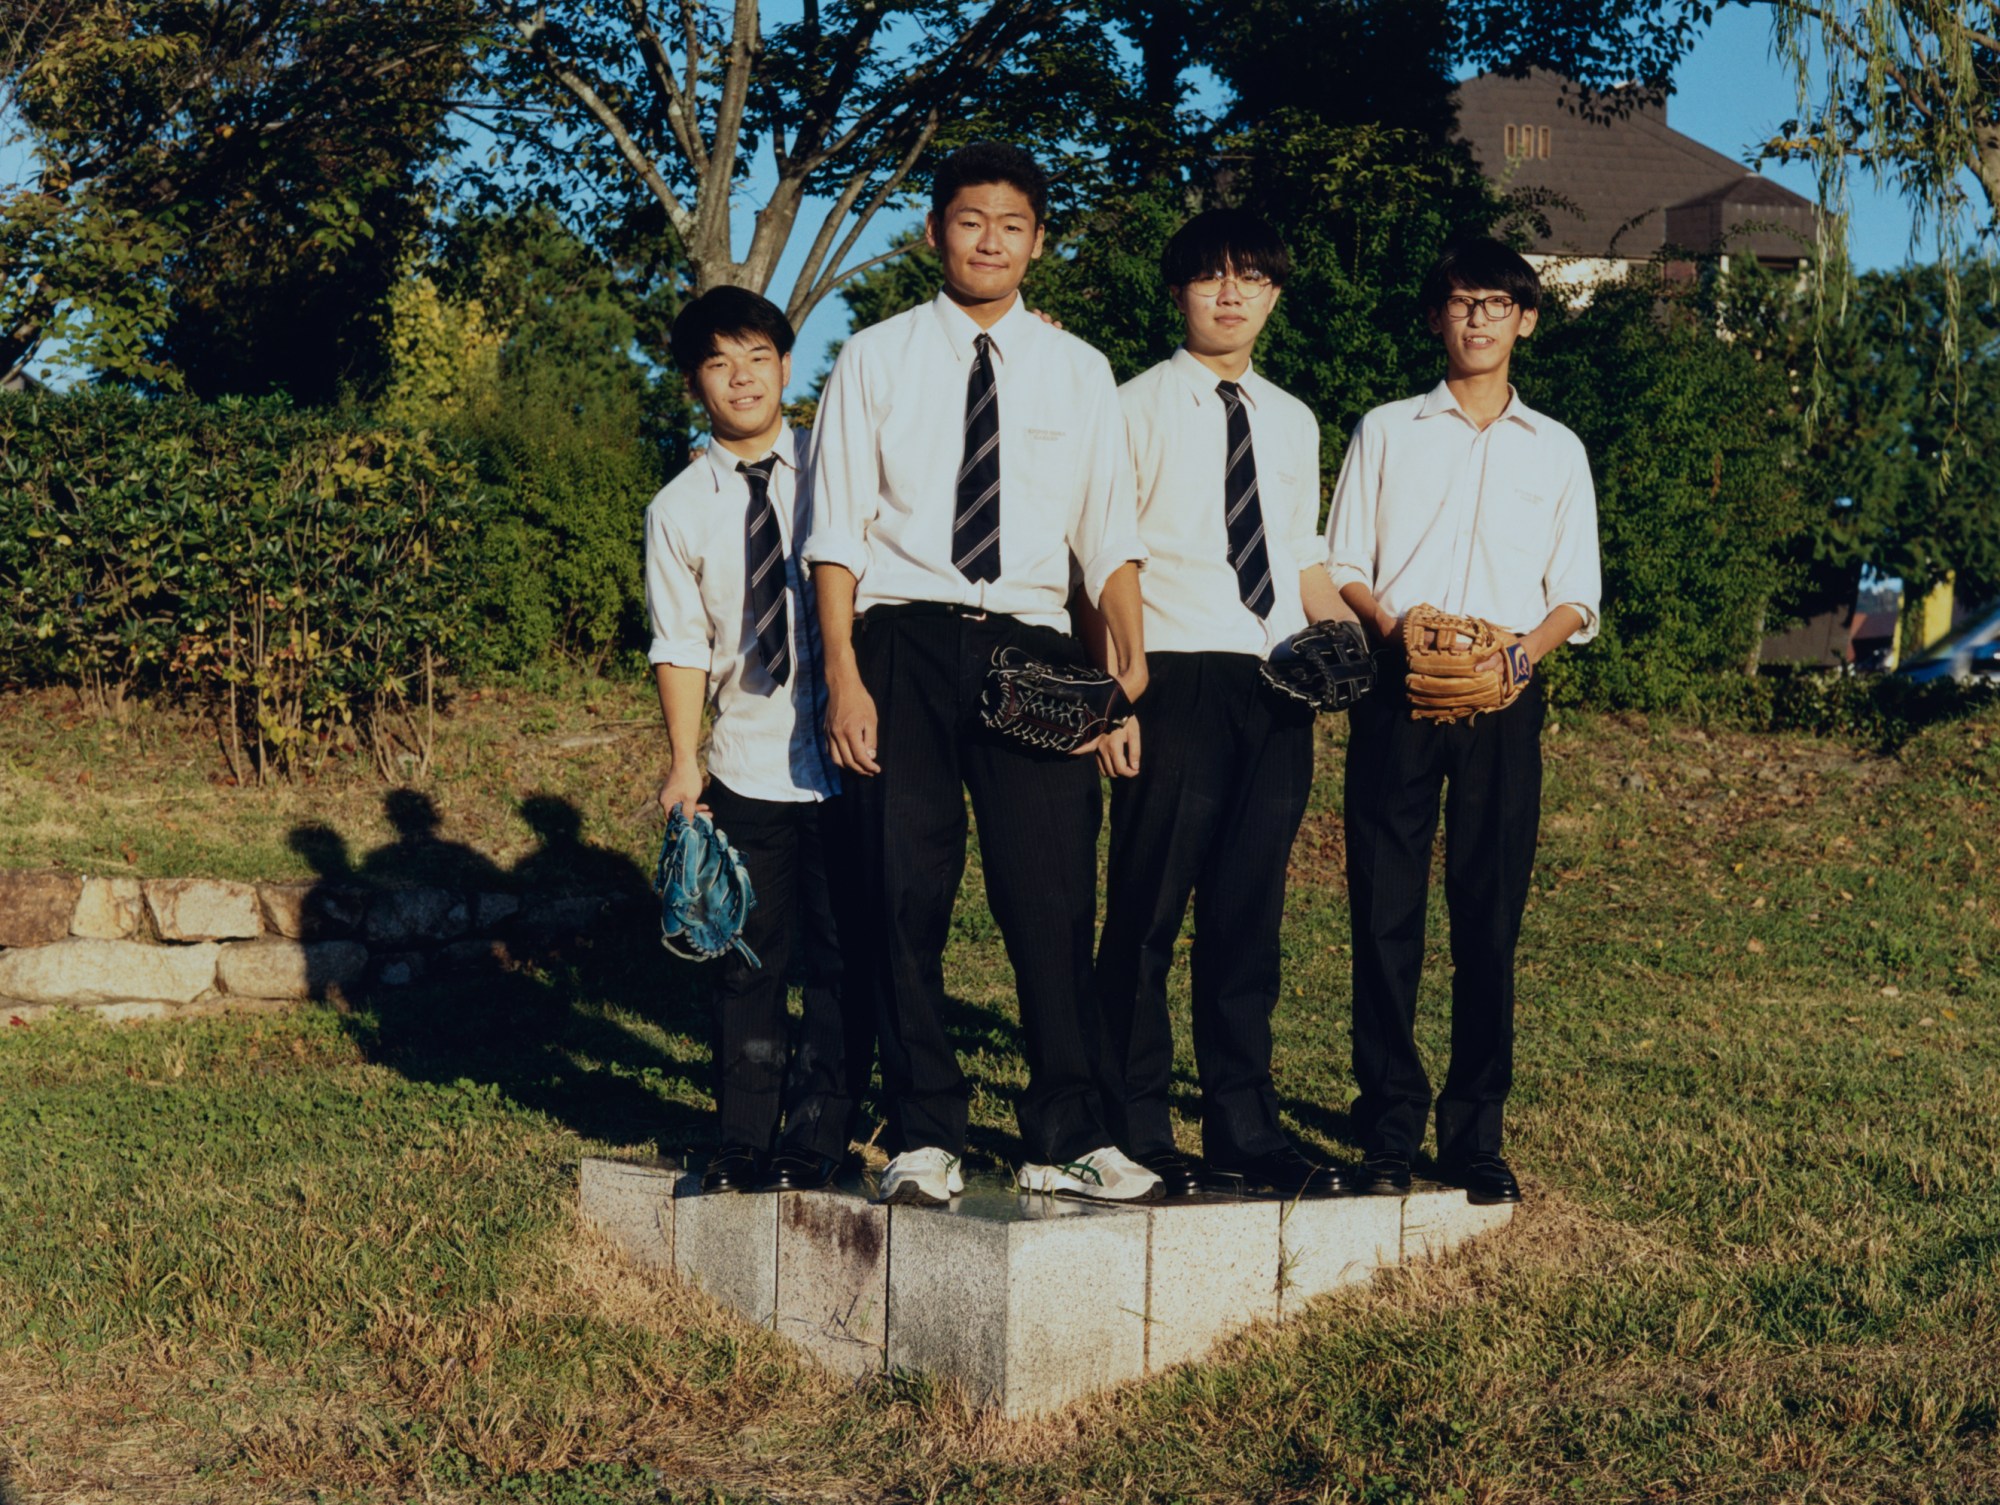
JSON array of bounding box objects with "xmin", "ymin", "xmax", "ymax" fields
[
  {"xmin": 762, "ymin": 1147, "xmax": 842, "ymax": 1192},
  {"xmin": 1212, "ymin": 1144, "xmax": 1352, "ymax": 1199},
  {"xmin": 700, "ymin": 1146, "xmax": 760, "ymax": 1193},
  {"xmin": 1441, "ymin": 1152, "xmax": 1521, "ymax": 1205},
  {"xmin": 1136, "ymin": 1149, "xmax": 1205, "ymax": 1199},
  {"xmin": 1356, "ymin": 1149, "xmax": 1412, "ymax": 1197}
]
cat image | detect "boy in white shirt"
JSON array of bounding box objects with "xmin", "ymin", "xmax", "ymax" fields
[
  {"xmin": 807, "ymin": 141, "xmax": 1159, "ymax": 1207},
  {"xmin": 645, "ymin": 287, "xmax": 869, "ymax": 1195},
  {"xmin": 1325, "ymin": 237, "xmax": 1602, "ymax": 1205},
  {"xmin": 1095, "ymin": 209, "xmax": 1354, "ymax": 1201}
]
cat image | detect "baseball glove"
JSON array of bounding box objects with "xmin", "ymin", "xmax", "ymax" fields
[
  {"xmin": 1259, "ymin": 619, "xmax": 1377, "ymax": 713},
  {"xmin": 653, "ymin": 805, "xmax": 760, "ymax": 965},
  {"xmin": 1401, "ymin": 603, "xmax": 1533, "ymax": 724},
  {"xmin": 978, "ymin": 646, "xmax": 1133, "ymax": 754}
]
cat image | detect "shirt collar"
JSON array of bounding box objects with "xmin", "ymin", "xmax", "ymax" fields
[
  {"xmin": 1169, "ymin": 346, "xmax": 1262, "ymax": 408},
  {"xmin": 1416, "ymin": 380, "xmax": 1540, "ymax": 433},
  {"xmin": 931, "ymin": 290, "xmax": 1032, "ymax": 364},
  {"xmin": 701, "ymin": 420, "xmax": 798, "ymax": 491}
]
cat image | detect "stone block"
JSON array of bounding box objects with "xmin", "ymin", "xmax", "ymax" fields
[
  {"xmin": 366, "ymin": 888, "xmax": 469, "ymax": 945},
  {"xmin": 0, "ymin": 870, "xmax": 86, "ymax": 947},
  {"xmin": 216, "ymin": 939, "xmax": 368, "ymax": 999},
  {"xmin": 473, "ymin": 892, "xmax": 521, "ymax": 932},
  {"xmin": 436, "ymin": 937, "xmax": 515, "ymax": 974},
  {"xmin": 144, "ymin": 878, "xmax": 262, "ymax": 941},
  {"xmin": 887, "ymin": 1186, "xmax": 1148, "ymax": 1418},
  {"xmin": 375, "ymin": 952, "xmax": 426, "ymax": 988},
  {"xmin": 1401, "ymin": 1183, "xmax": 1514, "ymax": 1263},
  {"xmin": 1278, "ymin": 1195, "xmax": 1401, "ymax": 1316},
  {"xmin": 521, "ymin": 894, "xmax": 607, "ymax": 936},
  {"xmin": 674, "ymin": 1173, "xmax": 778, "ymax": 1326},
  {"xmin": 777, "ymin": 1185, "xmax": 888, "ymax": 1377},
  {"xmin": 258, "ymin": 881, "xmax": 367, "ymax": 940},
  {"xmin": 93, "ymin": 1001, "xmax": 169, "ymax": 1023},
  {"xmin": 579, "ymin": 1156, "xmax": 678, "ymax": 1269},
  {"xmin": 71, "ymin": 877, "xmax": 143, "ymax": 939},
  {"xmin": 1142, "ymin": 1195, "xmax": 1282, "ymax": 1372},
  {"xmin": 0, "ymin": 938, "xmax": 219, "ymax": 1005}
]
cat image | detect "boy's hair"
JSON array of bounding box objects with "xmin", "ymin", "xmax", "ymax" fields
[
  {"xmin": 1419, "ymin": 237, "xmax": 1541, "ymax": 314},
  {"xmin": 1160, "ymin": 209, "xmax": 1293, "ymax": 289},
  {"xmin": 668, "ymin": 286, "xmax": 795, "ymax": 376},
  {"xmin": 930, "ymin": 141, "xmax": 1049, "ymax": 225}
]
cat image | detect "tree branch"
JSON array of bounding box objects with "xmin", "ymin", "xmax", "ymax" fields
[{"xmin": 622, "ymin": 0, "xmax": 706, "ymax": 178}]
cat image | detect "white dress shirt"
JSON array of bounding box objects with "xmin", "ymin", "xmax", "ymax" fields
[
  {"xmin": 1325, "ymin": 381, "xmax": 1601, "ymax": 640},
  {"xmin": 1121, "ymin": 348, "xmax": 1323, "ymax": 657},
  {"xmin": 804, "ymin": 292, "xmax": 1145, "ymax": 631},
  {"xmin": 644, "ymin": 423, "xmax": 839, "ymax": 803}
]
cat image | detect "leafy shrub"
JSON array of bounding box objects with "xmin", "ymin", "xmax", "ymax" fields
[
  {"xmin": 1679, "ymin": 664, "xmax": 2000, "ymax": 750},
  {"xmin": 0, "ymin": 388, "xmax": 488, "ymax": 779}
]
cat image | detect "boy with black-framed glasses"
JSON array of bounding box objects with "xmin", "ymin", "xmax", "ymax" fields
[
  {"xmin": 1092, "ymin": 209, "xmax": 1356, "ymax": 1200},
  {"xmin": 1325, "ymin": 236, "xmax": 1602, "ymax": 1205}
]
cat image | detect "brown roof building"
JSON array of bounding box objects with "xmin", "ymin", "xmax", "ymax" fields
[{"xmin": 1454, "ymin": 70, "xmax": 1819, "ymax": 273}]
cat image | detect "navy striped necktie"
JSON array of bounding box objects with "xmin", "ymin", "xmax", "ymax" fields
[
  {"xmin": 738, "ymin": 457, "xmax": 791, "ymax": 686},
  {"xmin": 1216, "ymin": 380, "xmax": 1274, "ymax": 618},
  {"xmin": 954, "ymin": 332, "xmax": 1002, "ymax": 583}
]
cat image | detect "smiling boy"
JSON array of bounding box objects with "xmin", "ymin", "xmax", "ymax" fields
[
  {"xmin": 645, "ymin": 286, "xmax": 868, "ymax": 1195},
  {"xmin": 806, "ymin": 141, "xmax": 1159, "ymax": 1207},
  {"xmin": 1325, "ymin": 237, "xmax": 1602, "ymax": 1204},
  {"xmin": 1093, "ymin": 210, "xmax": 1354, "ymax": 1200}
]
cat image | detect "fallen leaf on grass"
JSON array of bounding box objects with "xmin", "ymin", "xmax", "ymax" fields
[
  {"xmin": 1881, "ymin": 986, "xmax": 1901, "ymax": 998},
  {"xmin": 1746, "ymin": 938, "xmax": 1765, "ymax": 954}
]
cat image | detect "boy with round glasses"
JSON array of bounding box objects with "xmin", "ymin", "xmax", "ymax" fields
[
  {"xmin": 1092, "ymin": 209, "xmax": 1355, "ymax": 1200},
  {"xmin": 1324, "ymin": 236, "xmax": 1601, "ymax": 1205}
]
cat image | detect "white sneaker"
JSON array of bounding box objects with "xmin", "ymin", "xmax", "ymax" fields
[
  {"xmin": 877, "ymin": 1147, "xmax": 964, "ymax": 1207},
  {"xmin": 1016, "ymin": 1145, "xmax": 1162, "ymax": 1202}
]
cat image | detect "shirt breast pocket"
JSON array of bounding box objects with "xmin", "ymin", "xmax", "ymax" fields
[
  {"xmin": 1015, "ymin": 426, "xmax": 1077, "ymax": 506},
  {"xmin": 1495, "ymin": 487, "xmax": 1554, "ymax": 561}
]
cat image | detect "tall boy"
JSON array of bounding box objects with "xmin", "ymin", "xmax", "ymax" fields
[
  {"xmin": 645, "ymin": 286, "xmax": 868, "ymax": 1194},
  {"xmin": 1094, "ymin": 210, "xmax": 1354, "ymax": 1200},
  {"xmin": 806, "ymin": 141, "xmax": 1160, "ymax": 1207},
  {"xmin": 1325, "ymin": 237, "xmax": 1601, "ymax": 1204}
]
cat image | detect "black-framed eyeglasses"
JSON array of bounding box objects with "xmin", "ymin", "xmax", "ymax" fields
[
  {"xmin": 1185, "ymin": 269, "xmax": 1275, "ymax": 298},
  {"xmin": 1442, "ymin": 294, "xmax": 1518, "ymax": 321}
]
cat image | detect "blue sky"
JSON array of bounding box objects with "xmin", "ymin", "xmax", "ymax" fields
[{"xmin": 3, "ymin": 6, "xmax": 1949, "ymax": 387}]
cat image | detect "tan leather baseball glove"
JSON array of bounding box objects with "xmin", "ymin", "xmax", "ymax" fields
[{"xmin": 1400, "ymin": 603, "xmax": 1533, "ymax": 724}]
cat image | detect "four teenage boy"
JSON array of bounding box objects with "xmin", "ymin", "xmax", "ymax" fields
[{"xmin": 645, "ymin": 141, "xmax": 1600, "ymax": 1209}]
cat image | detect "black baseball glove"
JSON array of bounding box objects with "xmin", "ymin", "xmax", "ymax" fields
[
  {"xmin": 1259, "ymin": 619, "xmax": 1377, "ymax": 713},
  {"xmin": 978, "ymin": 646, "xmax": 1133, "ymax": 754}
]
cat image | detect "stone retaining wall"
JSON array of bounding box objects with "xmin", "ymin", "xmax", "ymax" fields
[{"xmin": 0, "ymin": 868, "xmax": 633, "ymax": 1021}]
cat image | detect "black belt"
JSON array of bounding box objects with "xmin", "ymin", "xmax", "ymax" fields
[{"xmin": 861, "ymin": 600, "xmax": 1017, "ymax": 626}]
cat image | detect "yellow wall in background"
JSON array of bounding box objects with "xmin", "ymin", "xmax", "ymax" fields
[{"xmin": 1912, "ymin": 573, "xmax": 1957, "ymax": 653}]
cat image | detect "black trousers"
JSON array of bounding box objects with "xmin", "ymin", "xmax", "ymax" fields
[
  {"xmin": 1344, "ymin": 678, "xmax": 1545, "ymax": 1162},
  {"xmin": 703, "ymin": 779, "xmax": 873, "ymax": 1160},
  {"xmin": 1095, "ymin": 652, "xmax": 1314, "ymax": 1164},
  {"xmin": 847, "ymin": 606, "xmax": 1109, "ymax": 1164}
]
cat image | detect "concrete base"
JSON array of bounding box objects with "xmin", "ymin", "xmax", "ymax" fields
[
  {"xmin": 888, "ymin": 1188, "xmax": 1149, "ymax": 1417},
  {"xmin": 578, "ymin": 1159, "xmax": 1515, "ymax": 1415}
]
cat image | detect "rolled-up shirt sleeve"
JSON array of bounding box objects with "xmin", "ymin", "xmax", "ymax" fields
[
  {"xmin": 802, "ymin": 346, "xmax": 875, "ymax": 579},
  {"xmin": 1070, "ymin": 356, "xmax": 1148, "ymax": 605},
  {"xmin": 1544, "ymin": 437, "xmax": 1602, "ymax": 643},
  {"xmin": 644, "ymin": 505, "xmax": 712, "ymax": 670},
  {"xmin": 1323, "ymin": 414, "xmax": 1381, "ymax": 591}
]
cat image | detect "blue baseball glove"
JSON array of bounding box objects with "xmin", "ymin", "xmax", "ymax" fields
[{"xmin": 653, "ymin": 805, "xmax": 760, "ymax": 965}]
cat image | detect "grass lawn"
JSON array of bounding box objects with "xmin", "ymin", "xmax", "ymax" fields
[{"xmin": 2, "ymin": 686, "xmax": 1996, "ymax": 1503}]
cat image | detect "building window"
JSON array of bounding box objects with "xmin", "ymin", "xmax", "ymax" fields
[
  {"xmin": 1538, "ymin": 125, "xmax": 1552, "ymax": 158},
  {"xmin": 1504, "ymin": 124, "xmax": 1517, "ymax": 158}
]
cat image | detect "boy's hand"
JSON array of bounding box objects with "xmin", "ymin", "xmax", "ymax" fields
[
  {"xmin": 828, "ymin": 675, "xmax": 882, "ymax": 775},
  {"xmin": 657, "ymin": 764, "xmax": 707, "ymax": 819},
  {"xmin": 1096, "ymin": 715, "xmax": 1142, "ymax": 778},
  {"xmin": 1028, "ymin": 308, "xmax": 1065, "ymax": 330}
]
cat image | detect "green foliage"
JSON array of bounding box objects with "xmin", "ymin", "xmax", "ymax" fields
[
  {"xmin": 2, "ymin": 0, "xmax": 473, "ymax": 397},
  {"xmin": 1688, "ymin": 663, "xmax": 2000, "ymax": 751},
  {"xmin": 0, "ymin": 389, "xmax": 488, "ymax": 780},
  {"xmin": 1523, "ymin": 268, "xmax": 1808, "ymax": 708},
  {"xmin": 411, "ymin": 212, "xmax": 688, "ymax": 673}
]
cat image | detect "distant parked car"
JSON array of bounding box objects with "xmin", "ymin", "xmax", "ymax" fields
[{"xmin": 1899, "ymin": 603, "xmax": 2000, "ymax": 684}]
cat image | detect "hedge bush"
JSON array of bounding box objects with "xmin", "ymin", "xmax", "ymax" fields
[{"xmin": 0, "ymin": 389, "xmax": 488, "ymax": 780}]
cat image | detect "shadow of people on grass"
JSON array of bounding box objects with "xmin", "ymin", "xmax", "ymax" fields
[{"xmin": 292, "ymin": 791, "xmax": 716, "ymax": 1155}]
